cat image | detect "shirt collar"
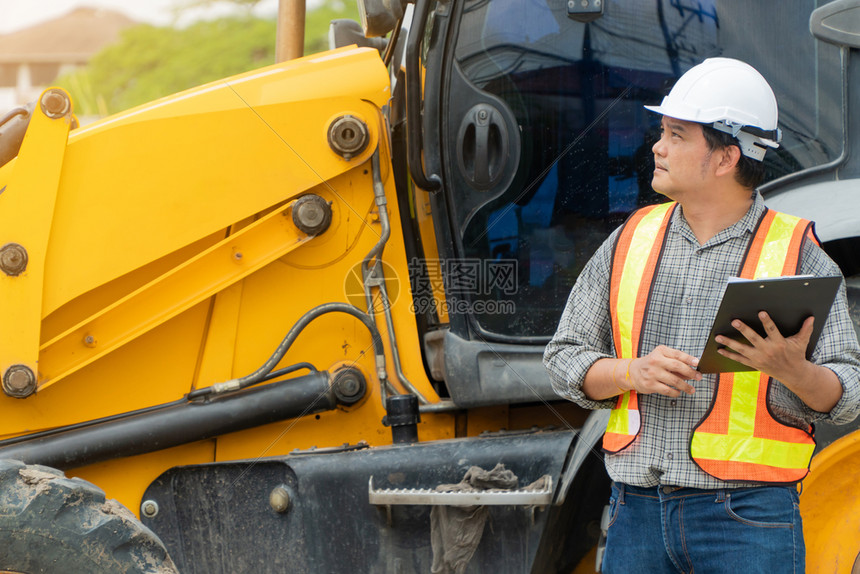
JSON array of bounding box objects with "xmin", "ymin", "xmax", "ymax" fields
[{"xmin": 671, "ymin": 192, "xmax": 765, "ymax": 248}]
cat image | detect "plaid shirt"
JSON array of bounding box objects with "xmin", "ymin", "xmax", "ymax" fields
[{"xmin": 544, "ymin": 193, "xmax": 860, "ymax": 489}]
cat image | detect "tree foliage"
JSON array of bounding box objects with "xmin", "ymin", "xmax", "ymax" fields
[
  {"xmin": 58, "ymin": 0, "xmax": 360, "ymax": 117},
  {"xmin": 304, "ymin": 0, "xmax": 357, "ymax": 54}
]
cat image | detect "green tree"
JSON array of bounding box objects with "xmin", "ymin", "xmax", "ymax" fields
[
  {"xmin": 58, "ymin": 0, "xmax": 359, "ymax": 117},
  {"xmin": 304, "ymin": 0, "xmax": 358, "ymax": 54}
]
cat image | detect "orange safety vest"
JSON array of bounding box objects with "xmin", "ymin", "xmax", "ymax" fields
[
  {"xmin": 603, "ymin": 202, "xmax": 676, "ymax": 452},
  {"xmin": 604, "ymin": 203, "xmax": 818, "ymax": 484}
]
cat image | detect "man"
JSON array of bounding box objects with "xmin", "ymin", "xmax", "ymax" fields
[{"xmin": 543, "ymin": 58, "xmax": 860, "ymax": 573}]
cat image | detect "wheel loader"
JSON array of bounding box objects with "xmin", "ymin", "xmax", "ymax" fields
[{"xmin": 0, "ymin": 0, "xmax": 859, "ymax": 572}]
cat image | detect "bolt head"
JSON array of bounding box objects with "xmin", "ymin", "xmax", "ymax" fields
[
  {"xmin": 141, "ymin": 500, "xmax": 159, "ymax": 518},
  {"xmin": 40, "ymin": 89, "xmax": 71, "ymax": 119},
  {"xmin": 7, "ymin": 370, "xmax": 30, "ymax": 391},
  {"xmin": 296, "ymin": 202, "xmax": 324, "ymax": 227},
  {"xmin": 339, "ymin": 376, "xmax": 360, "ymax": 395},
  {"xmin": 292, "ymin": 194, "xmax": 332, "ymax": 236},
  {"xmin": 332, "ymin": 368, "xmax": 367, "ymax": 406},
  {"xmin": 269, "ymin": 486, "xmax": 291, "ymax": 513},
  {"xmin": 327, "ymin": 115, "xmax": 369, "ymax": 160},
  {"xmin": 3, "ymin": 365, "xmax": 36, "ymax": 398},
  {"xmin": 0, "ymin": 243, "xmax": 28, "ymax": 276}
]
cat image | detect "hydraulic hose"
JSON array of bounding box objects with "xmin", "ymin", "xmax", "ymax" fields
[
  {"xmin": 362, "ymin": 149, "xmax": 431, "ymax": 404},
  {"xmin": 187, "ymin": 362, "xmax": 317, "ymax": 400},
  {"xmin": 199, "ymin": 302, "xmax": 387, "ymax": 397},
  {"xmin": 0, "ymin": 107, "xmax": 28, "ymax": 127}
]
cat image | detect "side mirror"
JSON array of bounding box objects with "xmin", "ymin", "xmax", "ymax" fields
[
  {"xmin": 357, "ymin": 0, "xmax": 408, "ymax": 37},
  {"xmin": 329, "ymin": 19, "xmax": 388, "ymax": 53},
  {"xmin": 810, "ymin": 0, "xmax": 860, "ymax": 48}
]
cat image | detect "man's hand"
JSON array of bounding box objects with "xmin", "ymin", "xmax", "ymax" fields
[
  {"xmin": 629, "ymin": 345, "xmax": 700, "ymax": 397},
  {"xmin": 715, "ymin": 312, "xmax": 812, "ymax": 382},
  {"xmin": 716, "ymin": 312, "xmax": 843, "ymax": 413}
]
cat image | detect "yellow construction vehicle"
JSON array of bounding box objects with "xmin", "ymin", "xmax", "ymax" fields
[{"xmin": 0, "ymin": 0, "xmax": 858, "ymax": 572}]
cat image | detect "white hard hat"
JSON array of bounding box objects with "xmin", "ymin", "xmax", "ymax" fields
[{"xmin": 645, "ymin": 57, "xmax": 781, "ymax": 161}]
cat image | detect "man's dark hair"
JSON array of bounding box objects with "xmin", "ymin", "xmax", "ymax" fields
[{"xmin": 701, "ymin": 125, "xmax": 766, "ymax": 189}]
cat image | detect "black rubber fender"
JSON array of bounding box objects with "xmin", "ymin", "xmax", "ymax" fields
[{"xmin": 0, "ymin": 459, "xmax": 178, "ymax": 573}]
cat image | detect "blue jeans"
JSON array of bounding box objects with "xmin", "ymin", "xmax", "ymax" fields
[{"xmin": 602, "ymin": 482, "xmax": 805, "ymax": 574}]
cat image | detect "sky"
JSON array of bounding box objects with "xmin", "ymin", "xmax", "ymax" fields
[{"xmin": 0, "ymin": 0, "xmax": 280, "ymax": 34}]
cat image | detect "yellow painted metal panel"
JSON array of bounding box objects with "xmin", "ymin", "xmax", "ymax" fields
[
  {"xmin": 11, "ymin": 48, "xmax": 390, "ymax": 318},
  {"xmin": 0, "ymin": 302, "xmax": 211, "ymax": 437},
  {"xmin": 37, "ymin": 201, "xmax": 310, "ymax": 390},
  {"xmin": 194, "ymin": 282, "xmax": 244, "ymax": 387},
  {"xmin": 70, "ymin": 441, "xmax": 216, "ymax": 519}
]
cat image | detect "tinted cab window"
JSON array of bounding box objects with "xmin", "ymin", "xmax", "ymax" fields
[{"xmin": 435, "ymin": 0, "xmax": 841, "ymax": 340}]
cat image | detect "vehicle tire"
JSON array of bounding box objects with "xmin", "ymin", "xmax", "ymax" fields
[
  {"xmin": 800, "ymin": 429, "xmax": 860, "ymax": 573},
  {"xmin": 0, "ymin": 459, "xmax": 178, "ymax": 574}
]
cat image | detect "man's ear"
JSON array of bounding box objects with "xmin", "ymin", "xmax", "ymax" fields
[{"xmin": 715, "ymin": 145, "xmax": 741, "ymax": 177}]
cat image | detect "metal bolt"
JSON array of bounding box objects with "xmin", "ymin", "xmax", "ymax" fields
[
  {"xmin": 83, "ymin": 335, "xmax": 97, "ymax": 348},
  {"xmin": 340, "ymin": 376, "xmax": 360, "ymax": 395},
  {"xmin": 40, "ymin": 89, "xmax": 71, "ymax": 119},
  {"xmin": 292, "ymin": 194, "xmax": 333, "ymax": 236},
  {"xmin": 233, "ymin": 251, "xmax": 243, "ymax": 262},
  {"xmin": 332, "ymin": 367, "xmax": 367, "ymax": 406},
  {"xmin": 2, "ymin": 365, "xmax": 36, "ymax": 398},
  {"xmin": 327, "ymin": 115, "xmax": 369, "ymax": 160},
  {"xmin": 269, "ymin": 485, "xmax": 291, "ymax": 513},
  {"xmin": 296, "ymin": 202, "xmax": 324, "ymax": 228},
  {"xmin": 0, "ymin": 243, "xmax": 28, "ymax": 276},
  {"xmin": 141, "ymin": 500, "xmax": 159, "ymax": 518}
]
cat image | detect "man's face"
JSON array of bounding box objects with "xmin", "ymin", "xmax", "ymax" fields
[{"xmin": 651, "ymin": 116, "xmax": 715, "ymax": 200}]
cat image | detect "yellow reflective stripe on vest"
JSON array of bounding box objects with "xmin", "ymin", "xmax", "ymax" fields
[
  {"xmin": 607, "ymin": 391, "xmax": 636, "ymax": 434},
  {"xmin": 615, "ymin": 202, "xmax": 673, "ymax": 358},
  {"xmin": 690, "ymin": 432, "xmax": 815, "ymax": 469},
  {"xmin": 752, "ymin": 212, "xmax": 803, "ymax": 279},
  {"xmin": 607, "ymin": 402, "xmax": 629, "ymax": 436},
  {"xmin": 727, "ymin": 371, "xmax": 759, "ymax": 436}
]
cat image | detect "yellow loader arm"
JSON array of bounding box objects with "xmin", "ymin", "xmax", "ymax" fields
[
  {"xmin": 0, "ymin": 47, "xmax": 389, "ymax": 398},
  {"xmin": 0, "ymin": 89, "xmax": 73, "ymax": 396}
]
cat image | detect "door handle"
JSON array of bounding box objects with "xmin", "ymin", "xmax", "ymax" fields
[{"xmin": 457, "ymin": 103, "xmax": 510, "ymax": 190}]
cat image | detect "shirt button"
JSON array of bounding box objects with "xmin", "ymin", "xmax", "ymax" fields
[
  {"xmin": 666, "ymin": 452, "xmax": 674, "ymax": 460},
  {"xmin": 686, "ymin": 297, "xmax": 693, "ymax": 304},
  {"xmin": 670, "ymin": 400, "xmax": 677, "ymax": 407}
]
